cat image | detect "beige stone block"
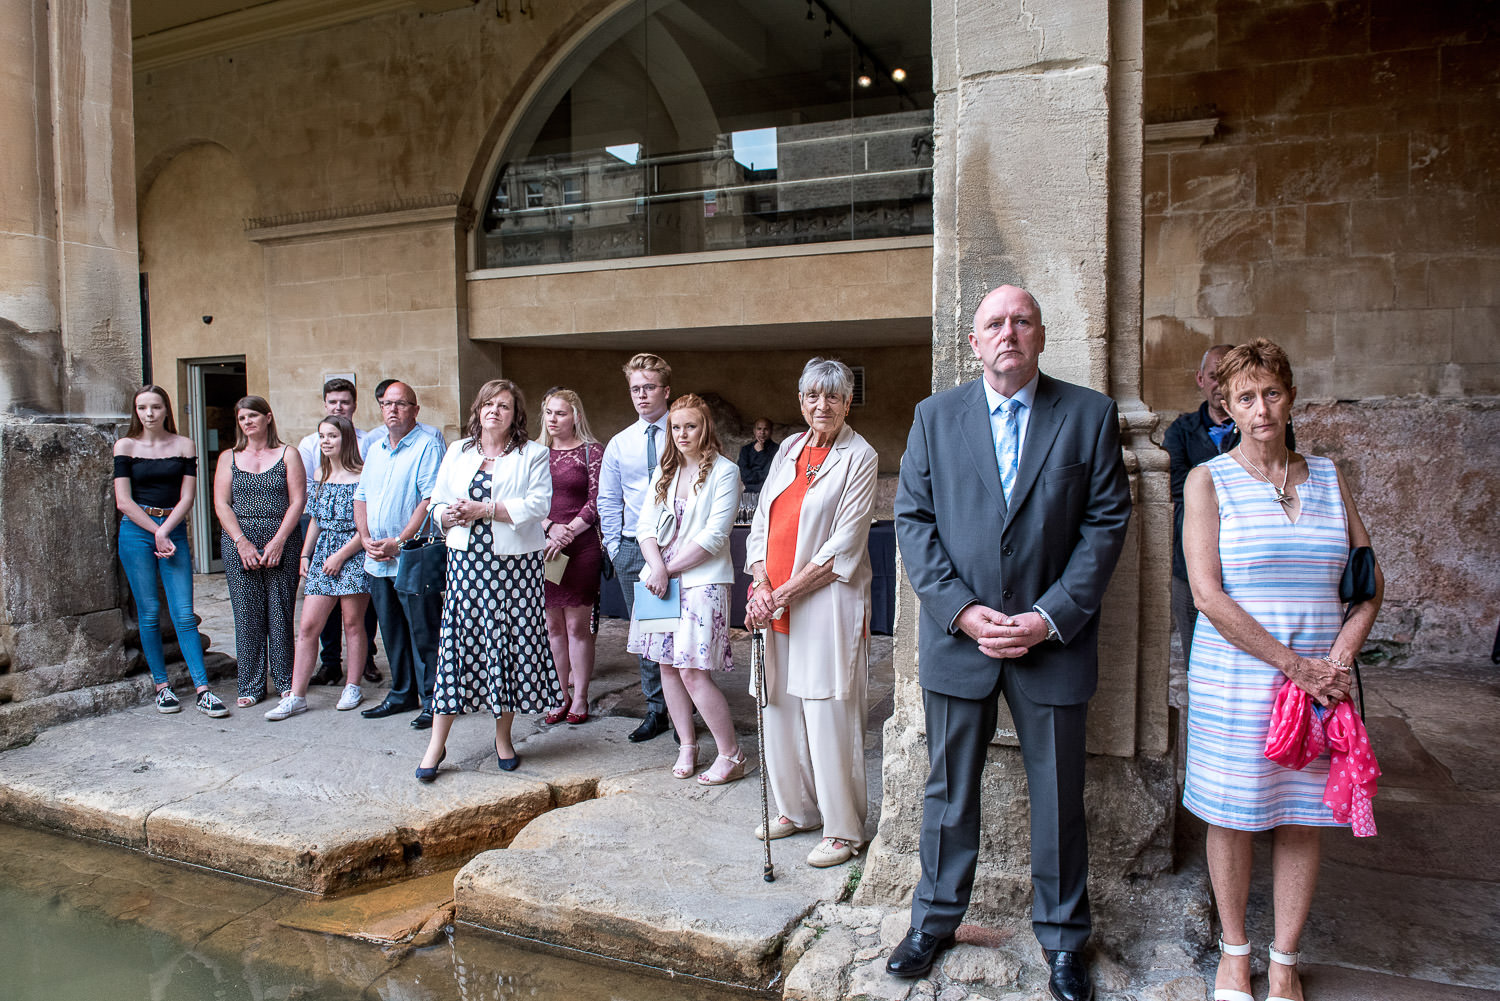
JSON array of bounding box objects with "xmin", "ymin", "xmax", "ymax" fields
[
  {"xmin": 1452, "ymin": 308, "xmax": 1500, "ymax": 364},
  {"xmin": 592, "ymin": 296, "xmax": 658, "ymax": 333},
  {"xmin": 654, "ymin": 292, "xmax": 736, "ymax": 330},
  {"xmin": 1394, "ymin": 260, "xmax": 1429, "ymax": 308},
  {"xmin": 1249, "ymin": 258, "xmax": 1394, "ymax": 313},
  {"xmin": 1427, "ymin": 258, "xmax": 1500, "ymax": 307},
  {"xmin": 787, "ymin": 251, "xmax": 887, "ymax": 289},
  {"xmin": 834, "ymin": 281, "xmax": 930, "ymax": 321},
  {"xmin": 742, "ymin": 286, "xmax": 847, "ymax": 327},
  {"xmin": 468, "ymin": 274, "xmax": 539, "ymax": 311},
  {"xmin": 270, "ymin": 277, "xmax": 375, "ymax": 320},
  {"xmin": 530, "ymin": 269, "xmax": 620, "ymax": 303},
  {"xmin": 1143, "ymin": 153, "xmax": 1168, "ymax": 216},
  {"xmin": 697, "ymin": 257, "xmax": 791, "ymax": 296},
  {"xmin": 610, "ymin": 263, "xmax": 702, "ymax": 298},
  {"xmin": 1145, "ymin": 14, "xmax": 1215, "ymax": 75},
  {"xmin": 951, "ymin": 0, "xmax": 1108, "ymax": 74},
  {"xmin": 493, "ymin": 302, "xmax": 577, "ymax": 338},
  {"xmin": 882, "ymin": 247, "xmax": 935, "ymax": 287},
  {"xmin": 1168, "ymin": 146, "xmax": 1255, "ymax": 213},
  {"xmin": 1199, "ymin": 209, "xmax": 1274, "ymax": 266},
  {"xmin": 1336, "ymin": 309, "xmax": 1453, "ymax": 367},
  {"xmin": 1335, "ymin": 364, "xmax": 1443, "ymax": 398},
  {"xmin": 1256, "ymin": 138, "xmax": 1377, "ymax": 207},
  {"xmin": 1197, "ymin": 264, "xmax": 1254, "ymax": 316},
  {"xmin": 1272, "ymin": 206, "xmax": 1306, "ymax": 259},
  {"xmin": 1305, "ymin": 202, "xmax": 1349, "ymax": 257},
  {"xmin": 1374, "ymin": 134, "xmax": 1410, "ymax": 198},
  {"xmin": 393, "ymin": 309, "xmax": 456, "ymax": 351},
  {"xmin": 267, "ymin": 241, "xmax": 350, "ymax": 286},
  {"xmin": 356, "ymin": 227, "xmax": 451, "ymax": 277},
  {"xmin": 385, "ymin": 270, "xmax": 457, "ymax": 312},
  {"xmin": 1217, "ymin": 3, "xmax": 1366, "ymax": 71}
]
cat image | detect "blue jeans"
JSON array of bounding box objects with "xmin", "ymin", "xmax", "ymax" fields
[{"xmin": 118, "ymin": 516, "xmax": 209, "ymax": 689}]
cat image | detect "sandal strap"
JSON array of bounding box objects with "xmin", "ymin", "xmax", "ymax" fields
[
  {"xmin": 1268, "ymin": 946, "xmax": 1299, "ymax": 967},
  {"xmin": 1218, "ymin": 939, "xmax": 1252, "ymax": 957}
]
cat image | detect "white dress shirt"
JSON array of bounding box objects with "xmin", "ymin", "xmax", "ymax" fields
[{"xmin": 597, "ymin": 413, "xmax": 670, "ymax": 559}]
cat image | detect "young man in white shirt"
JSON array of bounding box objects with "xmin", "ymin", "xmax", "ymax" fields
[{"xmin": 597, "ymin": 353, "xmax": 674, "ymax": 742}]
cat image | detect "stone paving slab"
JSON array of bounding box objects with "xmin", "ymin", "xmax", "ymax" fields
[
  {"xmin": 0, "ymin": 688, "xmax": 674, "ymax": 893},
  {"xmin": 455, "ymin": 745, "xmax": 857, "ymax": 990}
]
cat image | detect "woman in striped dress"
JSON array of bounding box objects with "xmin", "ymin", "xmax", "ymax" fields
[{"xmin": 1183, "ymin": 339, "xmax": 1383, "ymax": 1001}]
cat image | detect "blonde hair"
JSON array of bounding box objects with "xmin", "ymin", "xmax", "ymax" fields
[
  {"xmin": 653, "ymin": 394, "xmax": 721, "ymax": 506},
  {"xmin": 622, "ymin": 352, "xmax": 671, "ymax": 385},
  {"xmin": 537, "ymin": 388, "xmax": 599, "ymax": 446}
]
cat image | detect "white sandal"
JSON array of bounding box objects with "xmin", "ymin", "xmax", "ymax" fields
[
  {"xmin": 1267, "ymin": 945, "xmax": 1301, "ymax": 1001},
  {"xmin": 1213, "ymin": 939, "xmax": 1253, "ymax": 1001}
]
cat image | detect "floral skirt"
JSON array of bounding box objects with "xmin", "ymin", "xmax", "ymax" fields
[{"xmin": 626, "ymin": 582, "xmax": 733, "ymax": 672}]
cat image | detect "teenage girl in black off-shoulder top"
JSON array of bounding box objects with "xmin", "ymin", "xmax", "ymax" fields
[{"xmin": 112, "ymin": 385, "xmax": 230, "ymax": 717}]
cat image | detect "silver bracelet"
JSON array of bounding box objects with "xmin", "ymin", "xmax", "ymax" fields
[{"xmin": 1323, "ymin": 654, "xmax": 1351, "ymax": 670}]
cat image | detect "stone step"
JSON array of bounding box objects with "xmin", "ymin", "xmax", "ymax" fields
[{"xmin": 455, "ymin": 763, "xmax": 854, "ymax": 990}]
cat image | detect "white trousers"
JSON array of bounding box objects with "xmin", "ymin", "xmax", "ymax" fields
[{"xmin": 761, "ymin": 629, "xmax": 868, "ymax": 844}]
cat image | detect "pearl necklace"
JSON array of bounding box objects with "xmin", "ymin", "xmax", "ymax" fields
[{"xmin": 1237, "ymin": 445, "xmax": 1293, "ymax": 507}]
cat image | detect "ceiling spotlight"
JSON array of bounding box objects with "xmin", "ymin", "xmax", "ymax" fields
[
  {"xmin": 891, "ymin": 67, "xmax": 907, "ymax": 82},
  {"xmin": 857, "ymin": 71, "xmax": 873, "ymax": 88}
]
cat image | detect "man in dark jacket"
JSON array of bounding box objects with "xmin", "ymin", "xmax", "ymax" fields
[{"xmin": 1162, "ymin": 345, "xmax": 1233, "ymax": 668}]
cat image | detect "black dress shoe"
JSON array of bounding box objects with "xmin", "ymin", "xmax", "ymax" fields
[
  {"xmin": 1043, "ymin": 950, "xmax": 1093, "ymax": 1001},
  {"xmin": 362, "ymin": 663, "xmax": 383, "ymax": 684},
  {"xmin": 410, "ymin": 710, "xmax": 434, "ymax": 730},
  {"xmin": 886, "ymin": 927, "xmax": 955, "ymax": 978},
  {"xmin": 628, "ymin": 710, "xmax": 671, "ymax": 742},
  {"xmin": 361, "ymin": 699, "xmax": 417, "ymax": 719}
]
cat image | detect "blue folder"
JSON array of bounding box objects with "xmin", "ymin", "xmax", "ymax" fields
[{"xmin": 633, "ymin": 579, "xmax": 680, "ymax": 632}]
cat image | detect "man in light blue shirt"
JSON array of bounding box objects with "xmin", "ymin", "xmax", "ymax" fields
[
  {"xmin": 354, "ymin": 381, "xmax": 445, "ymax": 725},
  {"xmin": 598, "ymin": 353, "xmax": 673, "ymax": 742}
]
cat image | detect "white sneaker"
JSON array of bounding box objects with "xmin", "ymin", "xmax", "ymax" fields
[
  {"xmin": 336, "ymin": 684, "xmax": 363, "ymax": 711},
  {"xmin": 264, "ymin": 694, "xmax": 308, "ymax": 721}
]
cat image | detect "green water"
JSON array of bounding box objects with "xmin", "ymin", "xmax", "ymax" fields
[{"xmin": 0, "ymin": 823, "xmax": 746, "ymax": 1001}]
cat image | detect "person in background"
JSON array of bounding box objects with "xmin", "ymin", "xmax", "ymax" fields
[
  {"xmin": 214, "ymin": 395, "xmax": 306, "ymax": 709},
  {"xmin": 737, "ymin": 417, "xmax": 779, "ymax": 494},
  {"xmin": 630, "ymin": 394, "xmax": 745, "ymax": 785},
  {"xmin": 296, "ymin": 377, "xmax": 380, "ymax": 687},
  {"xmin": 265, "ymin": 415, "xmax": 370, "ymax": 719},
  {"xmin": 598, "ymin": 353, "xmax": 674, "ymax": 743},
  {"xmin": 113, "ymin": 385, "xmax": 229, "ymax": 718},
  {"xmin": 1163, "ymin": 345, "xmax": 1234, "ymax": 671},
  {"xmin": 539, "ymin": 388, "xmax": 603, "ymax": 726},
  {"xmin": 356, "ymin": 381, "xmax": 445, "ymax": 726},
  {"xmin": 416, "ymin": 379, "xmax": 555, "ymax": 779},
  {"xmin": 1183, "ymin": 339, "xmax": 1382, "ymax": 1001},
  {"xmin": 745, "ymin": 359, "xmax": 877, "ymax": 869}
]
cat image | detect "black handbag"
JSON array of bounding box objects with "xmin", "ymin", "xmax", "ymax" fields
[
  {"xmin": 1340, "ymin": 546, "xmax": 1377, "ymax": 605},
  {"xmin": 1338, "ymin": 546, "xmax": 1377, "ymax": 717},
  {"xmin": 395, "ymin": 511, "xmax": 446, "ymax": 596},
  {"xmin": 588, "ymin": 443, "xmax": 616, "ymax": 581}
]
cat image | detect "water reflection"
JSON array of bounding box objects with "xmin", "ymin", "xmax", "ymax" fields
[{"xmin": 0, "ymin": 823, "xmax": 743, "ymax": 1001}]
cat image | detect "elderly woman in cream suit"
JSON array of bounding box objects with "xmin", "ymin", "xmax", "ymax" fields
[{"xmin": 745, "ymin": 358, "xmax": 878, "ymax": 868}]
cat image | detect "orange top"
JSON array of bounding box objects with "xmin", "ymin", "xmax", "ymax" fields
[{"xmin": 764, "ymin": 442, "xmax": 831, "ymax": 634}]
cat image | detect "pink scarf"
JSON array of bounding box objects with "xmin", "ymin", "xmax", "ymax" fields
[{"xmin": 1264, "ymin": 680, "xmax": 1380, "ymax": 837}]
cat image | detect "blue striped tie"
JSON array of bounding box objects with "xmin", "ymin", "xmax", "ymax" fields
[{"xmin": 996, "ymin": 398, "xmax": 1022, "ymax": 502}]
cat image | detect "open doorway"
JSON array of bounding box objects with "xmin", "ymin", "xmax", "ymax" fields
[{"xmin": 183, "ymin": 359, "xmax": 246, "ymax": 573}]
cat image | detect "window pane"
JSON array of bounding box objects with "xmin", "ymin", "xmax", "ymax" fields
[{"xmin": 480, "ymin": 0, "xmax": 933, "ymax": 269}]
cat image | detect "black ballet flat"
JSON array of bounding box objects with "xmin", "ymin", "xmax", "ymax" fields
[
  {"xmin": 414, "ymin": 749, "xmax": 446, "ymax": 783},
  {"xmin": 496, "ymin": 752, "xmax": 520, "ymax": 772}
]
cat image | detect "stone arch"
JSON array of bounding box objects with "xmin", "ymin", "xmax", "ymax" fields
[{"xmin": 138, "ymin": 143, "xmax": 269, "ymax": 402}]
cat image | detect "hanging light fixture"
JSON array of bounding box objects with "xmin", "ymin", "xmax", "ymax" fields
[
  {"xmin": 891, "ymin": 67, "xmax": 907, "ymax": 82},
  {"xmin": 857, "ymin": 62, "xmax": 872, "ymax": 88}
]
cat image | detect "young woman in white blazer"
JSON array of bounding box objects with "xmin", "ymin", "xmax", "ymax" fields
[
  {"xmin": 415, "ymin": 379, "xmax": 556, "ymax": 781},
  {"xmin": 629, "ymin": 394, "xmax": 746, "ymax": 785}
]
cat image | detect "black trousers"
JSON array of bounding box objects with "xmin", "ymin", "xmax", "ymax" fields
[
  {"xmin": 911, "ymin": 667, "xmax": 1091, "ymax": 951},
  {"xmin": 365, "ymin": 572, "xmax": 440, "ymax": 709}
]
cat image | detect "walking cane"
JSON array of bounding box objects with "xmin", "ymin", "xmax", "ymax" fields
[{"xmin": 752, "ymin": 625, "xmax": 775, "ymax": 882}]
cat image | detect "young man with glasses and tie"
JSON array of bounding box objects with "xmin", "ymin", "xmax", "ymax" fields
[{"xmin": 597, "ymin": 353, "xmax": 674, "ymax": 742}]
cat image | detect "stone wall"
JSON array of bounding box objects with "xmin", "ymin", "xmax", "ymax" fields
[{"xmin": 1142, "ymin": 0, "xmax": 1500, "ymax": 660}]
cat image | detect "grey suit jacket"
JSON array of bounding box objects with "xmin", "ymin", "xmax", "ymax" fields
[{"xmin": 894, "ymin": 374, "xmax": 1132, "ymax": 706}]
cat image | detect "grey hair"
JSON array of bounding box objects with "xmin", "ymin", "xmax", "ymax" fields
[{"xmin": 798, "ymin": 357, "xmax": 854, "ymax": 401}]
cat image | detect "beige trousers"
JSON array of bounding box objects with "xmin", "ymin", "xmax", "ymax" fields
[{"xmin": 761, "ymin": 630, "xmax": 869, "ymax": 845}]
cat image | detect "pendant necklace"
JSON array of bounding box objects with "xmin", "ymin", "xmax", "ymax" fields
[{"xmin": 1237, "ymin": 446, "xmax": 1293, "ymax": 507}]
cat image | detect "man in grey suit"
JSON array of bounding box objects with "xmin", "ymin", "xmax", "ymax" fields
[{"xmin": 886, "ymin": 285, "xmax": 1131, "ymax": 1001}]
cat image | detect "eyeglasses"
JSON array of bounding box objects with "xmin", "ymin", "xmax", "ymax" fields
[
  {"xmin": 629, "ymin": 384, "xmax": 663, "ymax": 396},
  {"xmin": 379, "ymin": 400, "xmax": 416, "ymax": 410}
]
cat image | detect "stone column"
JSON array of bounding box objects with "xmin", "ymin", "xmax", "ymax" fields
[
  {"xmin": 0, "ymin": 0, "xmax": 141, "ymax": 738},
  {"xmin": 857, "ymin": 0, "xmax": 1193, "ymax": 952}
]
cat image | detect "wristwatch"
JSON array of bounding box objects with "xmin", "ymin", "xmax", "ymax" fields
[{"xmin": 1034, "ymin": 605, "xmax": 1059, "ymax": 642}]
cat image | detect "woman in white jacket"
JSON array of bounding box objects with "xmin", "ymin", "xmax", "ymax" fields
[
  {"xmin": 629, "ymin": 394, "xmax": 745, "ymax": 785},
  {"xmin": 415, "ymin": 379, "xmax": 556, "ymax": 781}
]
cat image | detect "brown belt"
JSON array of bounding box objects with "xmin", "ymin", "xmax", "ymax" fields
[{"xmin": 140, "ymin": 505, "xmax": 173, "ymax": 517}]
